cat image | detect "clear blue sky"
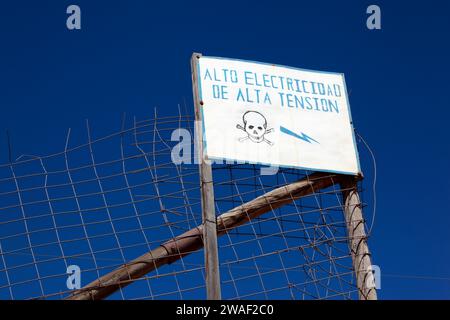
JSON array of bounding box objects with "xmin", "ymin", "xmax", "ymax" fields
[{"xmin": 0, "ymin": 0, "xmax": 449, "ymax": 299}]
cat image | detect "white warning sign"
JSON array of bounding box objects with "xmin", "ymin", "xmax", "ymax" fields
[{"xmin": 194, "ymin": 56, "xmax": 360, "ymax": 175}]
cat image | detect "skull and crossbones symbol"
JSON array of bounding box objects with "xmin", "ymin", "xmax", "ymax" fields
[{"xmin": 236, "ymin": 111, "xmax": 274, "ymax": 146}]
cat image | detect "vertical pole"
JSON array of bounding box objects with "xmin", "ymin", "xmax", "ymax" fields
[
  {"xmin": 191, "ymin": 52, "xmax": 222, "ymax": 300},
  {"xmin": 341, "ymin": 176, "xmax": 377, "ymax": 300}
]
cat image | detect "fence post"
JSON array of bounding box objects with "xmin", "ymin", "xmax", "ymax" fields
[
  {"xmin": 191, "ymin": 52, "xmax": 222, "ymax": 300},
  {"xmin": 341, "ymin": 176, "xmax": 377, "ymax": 300}
]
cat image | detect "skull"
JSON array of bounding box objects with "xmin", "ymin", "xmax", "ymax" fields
[{"xmin": 243, "ymin": 111, "xmax": 267, "ymax": 143}]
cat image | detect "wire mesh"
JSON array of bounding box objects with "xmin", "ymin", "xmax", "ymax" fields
[{"xmin": 0, "ymin": 108, "xmax": 366, "ymax": 300}]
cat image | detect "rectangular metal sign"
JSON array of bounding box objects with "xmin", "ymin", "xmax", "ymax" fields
[{"xmin": 194, "ymin": 55, "xmax": 360, "ymax": 175}]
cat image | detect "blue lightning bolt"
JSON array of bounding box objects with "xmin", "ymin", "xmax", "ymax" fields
[{"xmin": 280, "ymin": 126, "xmax": 319, "ymax": 144}]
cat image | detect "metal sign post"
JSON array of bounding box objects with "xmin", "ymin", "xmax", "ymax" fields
[{"xmin": 191, "ymin": 52, "xmax": 221, "ymax": 300}]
